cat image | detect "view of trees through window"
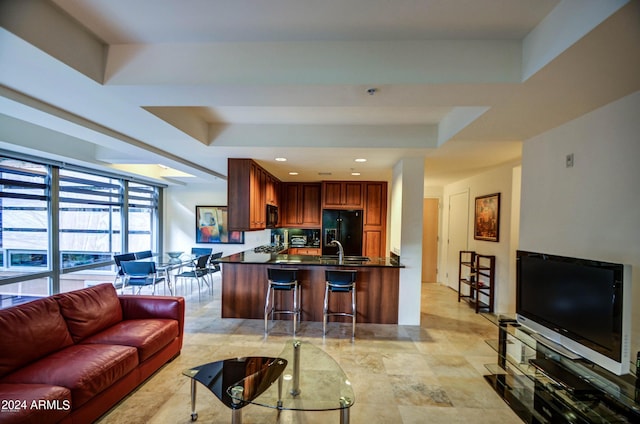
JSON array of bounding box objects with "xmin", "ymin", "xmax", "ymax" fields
[{"xmin": 0, "ymin": 156, "xmax": 160, "ymax": 308}]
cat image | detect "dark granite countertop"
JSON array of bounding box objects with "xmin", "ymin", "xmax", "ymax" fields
[{"xmin": 217, "ymin": 251, "xmax": 403, "ymax": 268}]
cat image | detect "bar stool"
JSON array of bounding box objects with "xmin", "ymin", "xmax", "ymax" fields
[
  {"xmin": 264, "ymin": 268, "xmax": 300, "ymax": 335},
  {"xmin": 323, "ymin": 270, "xmax": 357, "ymax": 339}
]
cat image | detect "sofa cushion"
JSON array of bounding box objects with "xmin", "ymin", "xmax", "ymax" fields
[
  {"xmin": 54, "ymin": 283, "xmax": 123, "ymax": 343},
  {"xmin": 2, "ymin": 344, "xmax": 138, "ymax": 408},
  {"xmin": 0, "ymin": 383, "xmax": 71, "ymax": 424},
  {"xmin": 81, "ymin": 319, "xmax": 179, "ymax": 362},
  {"xmin": 0, "ymin": 297, "xmax": 74, "ymax": 379}
]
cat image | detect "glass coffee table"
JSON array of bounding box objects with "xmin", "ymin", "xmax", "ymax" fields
[{"xmin": 183, "ymin": 339, "xmax": 355, "ymax": 423}]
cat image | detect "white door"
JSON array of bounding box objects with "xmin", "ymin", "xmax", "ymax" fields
[{"xmin": 446, "ymin": 191, "xmax": 469, "ymax": 289}]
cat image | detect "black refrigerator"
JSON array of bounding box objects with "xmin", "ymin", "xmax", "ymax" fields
[{"xmin": 321, "ymin": 209, "xmax": 363, "ymax": 256}]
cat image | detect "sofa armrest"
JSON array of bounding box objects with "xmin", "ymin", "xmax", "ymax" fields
[{"xmin": 119, "ymin": 295, "xmax": 185, "ymax": 336}]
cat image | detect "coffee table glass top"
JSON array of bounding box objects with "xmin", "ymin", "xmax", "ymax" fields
[
  {"xmin": 227, "ymin": 339, "xmax": 355, "ymax": 411},
  {"xmin": 183, "ymin": 357, "xmax": 287, "ymax": 409}
]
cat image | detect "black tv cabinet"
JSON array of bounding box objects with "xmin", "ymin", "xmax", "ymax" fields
[{"xmin": 483, "ymin": 315, "xmax": 640, "ymax": 423}]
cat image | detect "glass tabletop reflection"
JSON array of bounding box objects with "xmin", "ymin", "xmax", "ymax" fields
[{"xmin": 227, "ymin": 339, "xmax": 355, "ymax": 412}]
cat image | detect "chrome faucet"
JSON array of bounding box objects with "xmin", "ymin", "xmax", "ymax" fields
[{"xmin": 330, "ymin": 240, "xmax": 344, "ymax": 264}]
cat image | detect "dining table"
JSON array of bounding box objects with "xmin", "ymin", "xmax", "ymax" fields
[{"xmin": 134, "ymin": 253, "xmax": 197, "ymax": 295}]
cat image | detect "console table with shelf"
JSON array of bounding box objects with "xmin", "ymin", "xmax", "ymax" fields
[
  {"xmin": 458, "ymin": 251, "xmax": 495, "ymax": 313},
  {"xmin": 482, "ymin": 314, "xmax": 640, "ymax": 423}
]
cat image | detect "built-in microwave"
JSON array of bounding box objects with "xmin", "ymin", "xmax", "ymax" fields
[{"xmin": 266, "ymin": 204, "xmax": 278, "ymax": 228}]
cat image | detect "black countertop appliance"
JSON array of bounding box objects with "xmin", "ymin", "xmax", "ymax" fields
[{"xmin": 321, "ymin": 209, "xmax": 363, "ymax": 256}]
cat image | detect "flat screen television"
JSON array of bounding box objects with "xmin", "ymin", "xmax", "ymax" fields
[{"xmin": 516, "ymin": 250, "xmax": 632, "ymax": 375}]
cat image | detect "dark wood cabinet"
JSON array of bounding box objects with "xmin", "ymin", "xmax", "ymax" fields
[
  {"xmin": 228, "ymin": 158, "xmax": 280, "ymax": 231},
  {"xmin": 280, "ymin": 183, "xmax": 321, "ymax": 228},
  {"xmin": 322, "ymin": 181, "xmax": 363, "ymax": 209},
  {"xmin": 250, "ymin": 162, "xmax": 266, "ymax": 228},
  {"xmin": 363, "ymin": 182, "xmax": 387, "ymax": 257},
  {"xmin": 287, "ymin": 247, "xmax": 321, "ymax": 255},
  {"xmin": 229, "ymin": 161, "xmax": 387, "ymax": 252},
  {"xmin": 265, "ymin": 173, "xmax": 279, "ymax": 206}
]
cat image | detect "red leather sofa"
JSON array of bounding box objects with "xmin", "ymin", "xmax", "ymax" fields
[{"xmin": 0, "ymin": 283, "xmax": 185, "ymax": 424}]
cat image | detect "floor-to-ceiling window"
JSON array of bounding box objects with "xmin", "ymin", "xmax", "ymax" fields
[
  {"xmin": 127, "ymin": 182, "xmax": 159, "ymax": 253},
  {"xmin": 0, "ymin": 154, "xmax": 161, "ymax": 307},
  {"xmin": 0, "ymin": 157, "xmax": 50, "ymax": 306}
]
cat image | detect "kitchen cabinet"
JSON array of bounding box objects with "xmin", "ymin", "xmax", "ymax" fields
[
  {"xmin": 280, "ymin": 183, "xmax": 321, "ymax": 228},
  {"xmin": 363, "ymin": 182, "xmax": 387, "ymax": 257},
  {"xmin": 265, "ymin": 173, "xmax": 279, "ymax": 206},
  {"xmin": 362, "ymin": 230, "xmax": 383, "ymax": 258},
  {"xmin": 228, "ymin": 158, "xmax": 280, "ymax": 231},
  {"xmin": 287, "ymin": 247, "xmax": 321, "ymax": 255},
  {"xmin": 250, "ymin": 161, "xmax": 266, "ymax": 228},
  {"xmin": 322, "ymin": 181, "xmax": 363, "ymax": 209}
]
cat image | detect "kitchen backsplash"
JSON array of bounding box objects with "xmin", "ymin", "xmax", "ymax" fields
[{"xmin": 271, "ymin": 228, "xmax": 321, "ymax": 247}]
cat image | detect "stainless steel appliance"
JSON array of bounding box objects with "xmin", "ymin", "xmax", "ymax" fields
[
  {"xmin": 322, "ymin": 209, "xmax": 363, "ymax": 256},
  {"xmin": 290, "ymin": 235, "xmax": 307, "ymax": 247}
]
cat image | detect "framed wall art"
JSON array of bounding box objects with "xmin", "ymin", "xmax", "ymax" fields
[
  {"xmin": 195, "ymin": 206, "xmax": 244, "ymax": 244},
  {"xmin": 474, "ymin": 193, "xmax": 500, "ymax": 242}
]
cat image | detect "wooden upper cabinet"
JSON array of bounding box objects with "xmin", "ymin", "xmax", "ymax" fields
[
  {"xmin": 228, "ymin": 158, "xmax": 280, "ymax": 231},
  {"xmin": 300, "ymin": 183, "xmax": 321, "ymax": 227},
  {"xmin": 280, "ymin": 183, "xmax": 300, "ymax": 227},
  {"xmin": 265, "ymin": 174, "xmax": 280, "ymax": 206},
  {"xmin": 250, "ymin": 162, "xmax": 267, "ymax": 228},
  {"xmin": 364, "ymin": 182, "xmax": 387, "ymax": 227},
  {"xmin": 322, "ymin": 181, "xmax": 363, "ymax": 209},
  {"xmin": 280, "ymin": 183, "xmax": 321, "ymax": 228},
  {"xmin": 363, "ymin": 181, "xmax": 387, "ymax": 257}
]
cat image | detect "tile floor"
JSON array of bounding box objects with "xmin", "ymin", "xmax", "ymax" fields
[{"xmin": 96, "ymin": 274, "xmax": 522, "ymax": 423}]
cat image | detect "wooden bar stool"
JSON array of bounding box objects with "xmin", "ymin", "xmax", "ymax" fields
[
  {"xmin": 264, "ymin": 268, "xmax": 300, "ymax": 335},
  {"xmin": 323, "ymin": 270, "xmax": 357, "ymax": 339}
]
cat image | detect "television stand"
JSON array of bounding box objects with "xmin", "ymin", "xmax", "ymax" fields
[
  {"xmin": 483, "ymin": 314, "xmax": 640, "ymax": 423},
  {"xmin": 527, "ymin": 332, "xmax": 581, "ymax": 360},
  {"xmin": 530, "ymin": 358, "xmax": 600, "ymax": 397}
]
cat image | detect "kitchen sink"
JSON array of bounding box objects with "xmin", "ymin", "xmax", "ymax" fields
[
  {"xmin": 321, "ymin": 255, "xmax": 371, "ymax": 264},
  {"xmin": 344, "ymin": 256, "xmax": 370, "ymax": 262},
  {"xmin": 324, "ymin": 255, "xmax": 370, "ymax": 262}
]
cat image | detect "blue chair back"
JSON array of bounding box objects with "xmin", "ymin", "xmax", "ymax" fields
[
  {"xmin": 209, "ymin": 252, "xmax": 223, "ymax": 273},
  {"xmin": 122, "ymin": 260, "xmax": 156, "ymax": 277},
  {"xmin": 114, "ymin": 253, "xmax": 136, "ymax": 275},
  {"xmin": 268, "ymin": 268, "xmax": 298, "ymax": 283},
  {"xmin": 134, "ymin": 250, "xmax": 153, "ymax": 259},
  {"xmin": 326, "ymin": 270, "xmax": 356, "ymax": 292},
  {"xmin": 195, "ymin": 254, "xmax": 210, "ymax": 270},
  {"xmin": 191, "ymin": 247, "xmax": 213, "ymax": 257}
]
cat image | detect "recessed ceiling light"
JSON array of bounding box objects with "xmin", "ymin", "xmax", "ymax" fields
[
  {"xmin": 351, "ymin": 172, "xmax": 361, "ymax": 176},
  {"xmin": 354, "ymin": 158, "xmax": 367, "ymax": 163},
  {"xmin": 289, "ymin": 171, "xmax": 299, "ymax": 176},
  {"xmin": 275, "ymin": 157, "xmax": 287, "ymax": 162}
]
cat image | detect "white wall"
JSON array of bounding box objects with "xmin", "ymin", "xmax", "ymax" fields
[
  {"xmin": 441, "ymin": 161, "xmax": 521, "ymax": 313},
  {"xmin": 164, "ymin": 182, "xmax": 270, "ymax": 256},
  {"xmin": 520, "ymin": 91, "xmax": 640, "ymax": 370}
]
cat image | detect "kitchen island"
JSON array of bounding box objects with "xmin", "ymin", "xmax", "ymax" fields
[{"xmin": 217, "ymin": 250, "xmax": 403, "ymax": 324}]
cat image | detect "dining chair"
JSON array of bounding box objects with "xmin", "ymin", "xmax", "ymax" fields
[
  {"xmin": 184, "ymin": 247, "xmax": 214, "ymax": 274},
  {"xmin": 323, "ymin": 270, "xmax": 357, "ymax": 339},
  {"xmin": 174, "ymin": 254, "xmax": 211, "ymax": 300},
  {"xmin": 208, "ymin": 252, "xmax": 223, "ymax": 275},
  {"xmin": 191, "ymin": 247, "xmax": 213, "ymax": 257},
  {"xmin": 134, "ymin": 250, "xmax": 153, "ymax": 259},
  {"xmin": 113, "ymin": 253, "xmax": 136, "ymax": 288},
  {"xmin": 121, "ymin": 261, "xmax": 164, "ymax": 295}
]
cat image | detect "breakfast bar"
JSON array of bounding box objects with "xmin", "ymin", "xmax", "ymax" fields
[{"xmin": 217, "ymin": 251, "xmax": 403, "ymax": 324}]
